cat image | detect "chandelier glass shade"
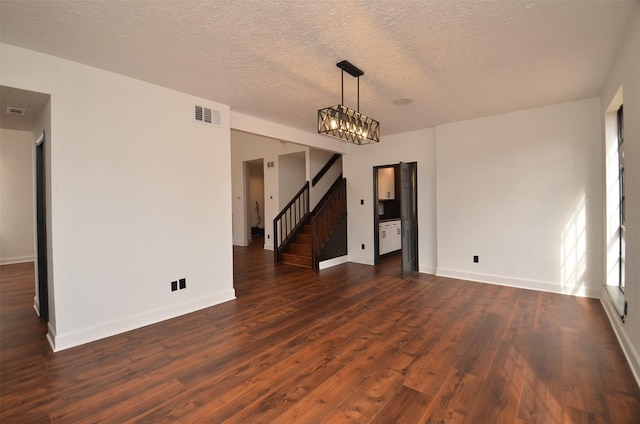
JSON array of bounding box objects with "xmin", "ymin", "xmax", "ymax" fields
[{"xmin": 318, "ymin": 60, "xmax": 380, "ymax": 145}]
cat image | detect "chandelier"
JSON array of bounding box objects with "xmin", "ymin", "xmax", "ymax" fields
[{"xmin": 318, "ymin": 60, "xmax": 380, "ymax": 145}]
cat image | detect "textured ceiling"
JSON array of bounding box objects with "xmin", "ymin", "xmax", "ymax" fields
[{"xmin": 0, "ymin": 0, "xmax": 636, "ymax": 136}]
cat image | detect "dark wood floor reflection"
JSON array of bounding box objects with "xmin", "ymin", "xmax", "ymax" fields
[{"xmin": 1, "ymin": 240, "xmax": 639, "ymax": 423}]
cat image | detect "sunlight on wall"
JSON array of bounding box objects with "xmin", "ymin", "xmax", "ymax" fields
[{"xmin": 561, "ymin": 194, "xmax": 587, "ymax": 296}]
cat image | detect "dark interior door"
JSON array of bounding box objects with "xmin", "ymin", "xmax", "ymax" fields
[
  {"xmin": 400, "ymin": 162, "xmax": 418, "ymax": 278},
  {"xmin": 36, "ymin": 131, "xmax": 48, "ymax": 320}
]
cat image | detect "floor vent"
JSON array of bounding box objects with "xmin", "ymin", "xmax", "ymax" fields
[{"xmin": 194, "ymin": 105, "xmax": 221, "ymax": 126}]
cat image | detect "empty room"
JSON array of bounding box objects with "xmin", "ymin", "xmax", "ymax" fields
[{"xmin": 1, "ymin": 1, "xmax": 639, "ymax": 422}]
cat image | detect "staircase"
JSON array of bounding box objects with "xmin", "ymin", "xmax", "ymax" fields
[
  {"xmin": 280, "ymin": 222, "xmax": 313, "ymax": 268},
  {"xmin": 275, "ymin": 177, "xmax": 347, "ymax": 270}
]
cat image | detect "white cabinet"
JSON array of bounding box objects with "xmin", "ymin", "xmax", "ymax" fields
[
  {"xmin": 379, "ymin": 222, "xmax": 390, "ymax": 254},
  {"xmin": 390, "ymin": 221, "xmax": 401, "ymax": 252},
  {"xmin": 379, "ymin": 220, "xmax": 401, "ymax": 255},
  {"xmin": 377, "ymin": 167, "xmax": 395, "ymax": 200}
]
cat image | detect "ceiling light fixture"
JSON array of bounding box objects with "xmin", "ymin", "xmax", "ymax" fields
[{"xmin": 318, "ymin": 60, "xmax": 380, "ymax": 145}]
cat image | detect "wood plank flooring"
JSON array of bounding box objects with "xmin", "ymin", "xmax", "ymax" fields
[{"xmin": 1, "ymin": 241, "xmax": 639, "ymax": 423}]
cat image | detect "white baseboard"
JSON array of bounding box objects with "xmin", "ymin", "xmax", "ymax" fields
[
  {"xmin": 419, "ymin": 264, "xmax": 436, "ymax": 274},
  {"xmin": 347, "ymin": 254, "xmax": 374, "ymax": 266},
  {"xmin": 319, "ymin": 255, "xmax": 348, "ymax": 270},
  {"xmin": 33, "ymin": 296, "xmax": 40, "ymax": 317},
  {"xmin": 435, "ymin": 268, "xmax": 600, "ymax": 299},
  {"xmin": 46, "ymin": 322, "xmax": 56, "ymax": 351},
  {"xmin": 49, "ymin": 290, "xmax": 236, "ymax": 352},
  {"xmin": 233, "ymin": 239, "xmax": 250, "ymax": 247},
  {"xmin": 0, "ymin": 255, "xmax": 35, "ymax": 265},
  {"xmin": 600, "ymin": 286, "xmax": 640, "ymax": 388}
]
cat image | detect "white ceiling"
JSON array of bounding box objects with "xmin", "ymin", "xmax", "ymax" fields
[{"xmin": 0, "ymin": 0, "xmax": 636, "ymax": 136}]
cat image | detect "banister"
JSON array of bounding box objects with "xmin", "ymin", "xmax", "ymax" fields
[
  {"xmin": 312, "ymin": 154, "xmax": 341, "ymax": 187},
  {"xmin": 274, "ymin": 181, "xmax": 310, "ymax": 264},
  {"xmin": 274, "ymin": 181, "xmax": 309, "ymax": 223}
]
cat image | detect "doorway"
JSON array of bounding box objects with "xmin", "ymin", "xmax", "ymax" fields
[
  {"xmin": 373, "ymin": 162, "xmax": 418, "ymax": 278},
  {"xmin": 35, "ymin": 131, "xmax": 48, "ymax": 319},
  {"xmin": 0, "ymin": 85, "xmax": 51, "ymax": 322},
  {"xmin": 246, "ymin": 159, "xmax": 265, "ymax": 245}
]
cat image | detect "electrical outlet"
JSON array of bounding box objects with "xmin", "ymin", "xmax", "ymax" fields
[
  {"xmin": 473, "ymin": 255, "xmax": 479, "ymax": 263},
  {"xmin": 362, "ymin": 244, "xmax": 365, "ymax": 250},
  {"xmin": 179, "ymin": 278, "xmax": 186, "ymax": 289},
  {"xmin": 361, "ymin": 199, "xmax": 364, "ymax": 205},
  {"xmin": 171, "ymin": 281, "xmax": 178, "ymax": 291}
]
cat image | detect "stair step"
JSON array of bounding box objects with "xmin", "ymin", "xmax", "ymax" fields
[
  {"xmin": 288, "ymin": 242, "xmax": 311, "ymax": 256},
  {"xmin": 281, "ymin": 253, "xmax": 312, "ymax": 268},
  {"xmin": 276, "ymin": 182, "xmax": 346, "ymax": 271}
]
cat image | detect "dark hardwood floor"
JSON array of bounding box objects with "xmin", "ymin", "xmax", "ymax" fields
[{"xmin": 1, "ymin": 240, "xmax": 639, "ymax": 423}]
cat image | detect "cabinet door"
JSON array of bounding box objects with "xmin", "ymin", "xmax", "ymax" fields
[
  {"xmin": 377, "ymin": 167, "xmax": 395, "ymax": 200},
  {"xmin": 379, "ymin": 223, "xmax": 391, "ymax": 254},
  {"xmin": 391, "ymin": 221, "xmax": 402, "ymax": 251}
]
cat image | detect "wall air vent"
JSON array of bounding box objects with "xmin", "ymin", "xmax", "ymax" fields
[
  {"xmin": 194, "ymin": 105, "xmax": 221, "ymax": 126},
  {"xmin": 6, "ymin": 106, "xmax": 26, "ymax": 116}
]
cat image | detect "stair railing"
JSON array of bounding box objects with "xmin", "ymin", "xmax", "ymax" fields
[
  {"xmin": 312, "ymin": 154, "xmax": 341, "ymax": 187},
  {"xmin": 311, "ymin": 177, "xmax": 347, "ymax": 270},
  {"xmin": 274, "ymin": 182, "xmax": 310, "ymax": 264}
]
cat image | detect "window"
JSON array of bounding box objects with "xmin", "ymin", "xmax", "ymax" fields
[
  {"xmin": 617, "ymin": 105, "xmax": 625, "ymax": 293},
  {"xmin": 604, "ymin": 91, "xmax": 626, "ymax": 319}
]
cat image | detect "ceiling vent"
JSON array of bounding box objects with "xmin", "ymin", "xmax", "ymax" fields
[
  {"xmin": 6, "ymin": 106, "xmax": 26, "ymax": 116},
  {"xmin": 194, "ymin": 105, "xmax": 221, "ymax": 126}
]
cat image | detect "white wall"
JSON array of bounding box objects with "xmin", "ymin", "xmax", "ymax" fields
[
  {"xmin": 308, "ymin": 148, "xmax": 342, "ymax": 210},
  {"xmin": 599, "ymin": 4, "xmax": 640, "ymax": 385},
  {"xmin": 435, "ymin": 98, "xmax": 603, "ymax": 298},
  {"xmin": 0, "ymin": 128, "xmax": 34, "ymax": 264},
  {"xmin": 278, "ymin": 152, "xmax": 306, "ymax": 210},
  {"xmin": 231, "ymin": 112, "xmax": 348, "ymax": 155},
  {"xmin": 231, "ymin": 130, "xmax": 308, "ymax": 249},
  {"xmin": 342, "ymin": 128, "xmax": 437, "ymax": 272},
  {"xmin": 1, "ymin": 44, "xmax": 234, "ymax": 351}
]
